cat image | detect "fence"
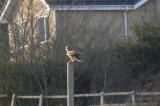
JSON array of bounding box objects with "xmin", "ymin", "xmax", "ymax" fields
[
  {"xmin": 0, "ymin": 94, "xmax": 8, "ymax": 106},
  {"xmin": 1, "ymin": 91, "xmax": 158, "ymax": 106}
]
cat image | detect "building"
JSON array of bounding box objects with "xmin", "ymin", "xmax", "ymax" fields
[
  {"xmin": 0, "ymin": 0, "xmax": 55, "ymax": 62},
  {"xmin": 0, "ymin": 0, "xmax": 159, "ymax": 62},
  {"xmin": 45, "ymin": 0, "xmax": 157, "ymax": 61}
]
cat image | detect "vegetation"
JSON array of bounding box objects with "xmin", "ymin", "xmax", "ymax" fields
[
  {"xmin": 0, "ymin": 0, "xmax": 160, "ymax": 105},
  {"xmin": 0, "ymin": 23, "xmax": 160, "ymax": 97},
  {"xmin": 106, "ymin": 23, "xmax": 160, "ymax": 91}
]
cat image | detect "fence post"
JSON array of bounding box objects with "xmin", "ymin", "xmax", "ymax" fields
[
  {"xmin": 67, "ymin": 62, "xmax": 74, "ymax": 106},
  {"xmin": 131, "ymin": 91, "xmax": 135, "ymax": 105},
  {"xmin": 100, "ymin": 92, "xmax": 104, "ymax": 106},
  {"xmin": 38, "ymin": 94, "xmax": 43, "ymax": 106},
  {"xmin": 11, "ymin": 94, "xmax": 16, "ymax": 106}
]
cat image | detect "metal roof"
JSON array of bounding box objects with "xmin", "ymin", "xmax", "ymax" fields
[{"xmin": 45, "ymin": 0, "xmax": 141, "ymax": 5}]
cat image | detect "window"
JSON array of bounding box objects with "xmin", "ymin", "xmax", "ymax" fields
[
  {"xmin": 36, "ymin": 16, "xmax": 49, "ymax": 43},
  {"xmin": 16, "ymin": 21, "xmax": 28, "ymax": 48}
]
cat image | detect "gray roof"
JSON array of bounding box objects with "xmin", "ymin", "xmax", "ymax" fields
[{"xmin": 45, "ymin": 0, "xmax": 141, "ymax": 5}]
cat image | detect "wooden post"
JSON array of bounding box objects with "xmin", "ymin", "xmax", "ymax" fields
[
  {"xmin": 67, "ymin": 62, "xmax": 74, "ymax": 106},
  {"xmin": 11, "ymin": 94, "xmax": 16, "ymax": 106},
  {"xmin": 100, "ymin": 92, "xmax": 104, "ymax": 106},
  {"xmin": 38, "ymin": 94, "xmax": 43, "ymax": 106},
  {"xmin": 131, "ymin": 91, "xmax": 135, "ymax": 105}
]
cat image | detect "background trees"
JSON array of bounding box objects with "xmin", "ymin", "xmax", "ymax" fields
[
  {"xmin": 1, "ymin": 18, "xmax": 160, "ymax": 95},
  {"xmin": 0, "ymin": 0, "xmax": 160, "ymax": 105}
]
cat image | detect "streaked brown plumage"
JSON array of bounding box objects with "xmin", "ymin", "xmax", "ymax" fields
[{"xmin": 65, "ymin": 46, "xmax": 81, "ymax": 62}]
